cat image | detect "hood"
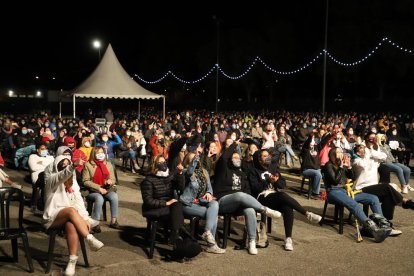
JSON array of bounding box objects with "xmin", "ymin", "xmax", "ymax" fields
[
  {"xmin": 56, "ymin": 146, "xmax": 71, "ymax": 157},
  {"xmin": 63, "ymin": 136, "xmax": 77, "ymax": 148},
  {"xmin": 252, "ymin": 149, "xmax": 267, "ymax": 171},
  {"xmin": 51, "ymin": 155, "xmax": 72, "ymax": 173}
]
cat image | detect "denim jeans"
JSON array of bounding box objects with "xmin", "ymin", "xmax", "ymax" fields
[
  {"xmin": 218, "ymin": 192, "xmax": 266, "ymax": 240},
  {"xmin": 302, "ymin": 169, "xmax": 322, "ymax": 195},
  {"xmin": 278, "ymin": 144, "xmax": 295, "ymax": 164},
  {"xmin": 383, "ymin": 162, "xmax": 411, "ymax": 186},
  {"xmin": 87, "ymin": 191, "xmax": 119, "ymax": 220},
  {"xmin": 327, "ymin": 187, "xmax": 382, "ymax": 224},
  {"xmin": 183, "ymin": 200, "xmax": 219, "ymax": 236}
]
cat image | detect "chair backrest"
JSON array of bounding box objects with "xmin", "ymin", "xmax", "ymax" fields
[{"xmin": 0, "ymin": 187, "xmax": 24, "ymax": 230}]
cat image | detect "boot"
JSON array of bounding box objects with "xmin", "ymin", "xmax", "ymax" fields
[{"xmin": 364, "ymin": 219, "xmax": 391, "ymax": 243}]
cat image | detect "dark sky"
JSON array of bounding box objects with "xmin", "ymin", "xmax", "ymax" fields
[{"xmin": 1, "ymin": 1, "xmax": 414, "ymax": 111}]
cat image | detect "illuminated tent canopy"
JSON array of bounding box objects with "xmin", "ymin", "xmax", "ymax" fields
[{"xmin": 72, "ymin": 44, "xmax": 165, "ymax": 118}]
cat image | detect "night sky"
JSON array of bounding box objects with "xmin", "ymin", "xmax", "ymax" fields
[{"xmin": 1, "ymin": 1, "xmax": 414, "ymax": 112}]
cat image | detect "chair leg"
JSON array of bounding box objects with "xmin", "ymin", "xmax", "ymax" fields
[
  {"xmin": 11, "ymin": 238, "xmax": 18, "ymax": 262},
  {"xmin": 338, "ymin": 206, "xmax": 344, "ymax": 235},
  {"xmin": 45, "ymin": 230, "xmax": 57, "ymax": 274},
  {"xmin": 21, "ymin": 233, "xmax": 34, "ymax": 272},
  {"xmin": 103, "ymin": 200, "xmax": 108, "ymax": 222},
  {"xmin": 222, "ymin": 214, "xmax": 231, "ymax": 249},
  {"xmin": 148, "ymin": 221, "xmax": 158, "ymax": 259},
  {"xmin": 300, "ymin": 178, "xmax": 305, "ymax": 195},
  {"xmin": 79, "ymin": 238, "xmax": 90, "ymax": 267},
  {"xmin": 189, "ymin": 216, "xmax": 199, "ymax": 237},
  {"xmin": 320, "ymin": 200, "xmax": 329, "ymax": 226}
]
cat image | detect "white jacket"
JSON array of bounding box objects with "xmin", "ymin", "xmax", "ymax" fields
[
  {"xmin": 28, "ymin": 153, "xmax": 54, "ymax": 184},
  {"xmin": 352, "ymin": 154, "xmax": 380, "ymax": 190},
  {"xmin": 43, "ymin": 155, "xmax": 89, "ymax": 229}
]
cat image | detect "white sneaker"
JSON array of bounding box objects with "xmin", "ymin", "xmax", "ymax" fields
[
  {"xmin": 134, "ymin": 163, "xmax": 140, "ymax": 171},
  {"xmin": 306, "ymin": 212, "xmax": 322, "ymax": 224},
  {"xmin": 205, "ymin": 244, "xmax": 226, "ymax": 254},
  {"xmin": 86, "ymin": 234, "xmax": 104, "ymax": 251},
  {"xmin": 201, "ymin": 230, "xmax": 216, "ymax": 245},
  {"xmin": 87, "ymin": 217, "xmax": 100, "ymax": 228},
  {"xmin": 64, "ymin": 257, "xmax": 78, "ymax": 276},
  {"xmin": 402, "ymin": 186, "xmax": 409, "ymax": 194},
  {"xmin": 264, "ymin": 207, "xmax": 282, "ymax": 219},
  {"xmin": 284, "ymin": 237, "xmax": 293, "ymax": 251},
  {"xmin": 407, "ymin": 185, "xmax": 414, "ymax": 192},
  {"xmin": 389, "ymin": 229, "xmax": 402, "ymax": 236},
  {"xmin": 10, "ymin": 182, "xmax": 22, "ymax": 189},
  {"xmin": 247, "ymin": 239, "xmax": 258, "ymax": 255}
]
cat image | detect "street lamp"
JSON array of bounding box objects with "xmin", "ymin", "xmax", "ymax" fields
[
  {"xmin": 213, "ymin": 16, "xmax": 220, "ymax": 113},
  {"xmin": 93, "ymin": 40, "xmax": 102, "ymax": 61}
]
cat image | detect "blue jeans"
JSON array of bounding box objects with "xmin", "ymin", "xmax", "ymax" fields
[
  {"xmin": 87, "ymin": 191, "xmax": 119, "ymax": 220},
  {"xmin": 183, "ymin": 201, "xmax": 219, "ymax": 236},
  {"xmin": 218, "ymin": 192, "xmax": 266, "ymax": 240},
  {"xmin": 302, "ymin": 169, "xmax": 322, "ymax": 195},
  {"xmin": 278, "ymin": 144, "xmax": 296, "ymax": 164},
  {"xmin": 383, "ymin": 162, "xmax": 411, "ymax": 186},
  {"xmin": 327, "ymin": 188, "xmax": 382, "ymax": 224}
]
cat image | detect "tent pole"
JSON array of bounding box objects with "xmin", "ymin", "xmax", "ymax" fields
[
  {"xmin": 73, "ymin": 94, "xmax": 76, "ymax": 119},
  {"xmin": 138, "ymin": 100, "xmax": 141, "ymax": 120},
  {"xmin": 162, "ymin": 96, "xmax": 165, "ymax": 120},
  {"xmin": 59, "ymin": 89, "xmax": 62, "ymax": 119}
]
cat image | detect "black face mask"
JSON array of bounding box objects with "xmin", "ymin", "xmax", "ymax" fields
[
  {"xmin": 264, "ymin": 157, "xmax": 272, "ymax": 165},
  {"xmin": 158, "ymin": 138, "xmax": 165, "ymax": 145},
  {"xmin": 157, "ymin": 163, "xmax": 168, "ymax": 172},
  {"xmin": 381, "ymin": 141, "xmax": 385, "ymax": 145}
]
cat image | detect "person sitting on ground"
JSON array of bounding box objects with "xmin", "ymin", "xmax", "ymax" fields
[
  {"xmin": 180, "ymin": 152, "xmax": 225, "ymax": 254},
  {"xmin": 43, "ymin": 156, "xmax": 103, "ymax": 276},
  {"xmin": 324, "ymin": 147, "xmax": 392, "ymax": 242},
  {"xmin": 82, "ymin": 146, "xmax": 119, "ymax": 232},
  {"xmin": 213, "ymin": 141, "xmax": 282, "ymax": 255},
  {"xmin": 245, "ymin": 148, "xmax": 322, "ymax": 251}
]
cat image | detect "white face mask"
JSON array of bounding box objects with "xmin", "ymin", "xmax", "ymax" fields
[
  {"xmin": 231, "ymin": 135, "xmax": 237, "ymax": 141},
  {"xmin": 95, "ymin": 153, "xmax": 106, "ymax": 161},
  {"xmin": 102, "ymin": 137, "xmax": 108, "ymax": 142},
  {"xmin": 170, "ymin": 132, "xmax": 176, "ymax": 138},
  {"xmin": 392, "ymin": 130, "xmax": 397, "ymax": 135},
  {"xmin": 126, "ymin": 132, "xmax": 132, "ymax": 136},
  {"xmin": 84, "ymin": 141, "xmax": 91, "ymax": 147}
]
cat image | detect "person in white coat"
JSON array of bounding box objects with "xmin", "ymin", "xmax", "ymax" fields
[{"xmin": 43, "ymin": 155, "xmax": 103, "ymax": 276}]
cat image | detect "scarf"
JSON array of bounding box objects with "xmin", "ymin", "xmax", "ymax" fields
[
  {"xmin": 93, "ymin": 160, "xmax": 110, "ymax": 186},
  {"xmin": 194, "ymin": 168, "xmax": 207, "ymax": 199}
]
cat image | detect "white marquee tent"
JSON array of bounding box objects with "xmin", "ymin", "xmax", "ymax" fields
[{"xmin": 72, "ymin": 44, "xmax": 165, "ymax": 119}]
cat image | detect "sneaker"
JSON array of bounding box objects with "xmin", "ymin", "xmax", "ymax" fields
[
  {"xmin": 284, "ymin": 237, "xmax": 293, "ymax": 251},
  {"xmin": 407, "ymin": 185, "xmax": 414, "ymax": 192},
  {"xmin": 64, "ymin": 257, "xmax": 78, "ymax": 276},
  {"xmin": 205, "ymin": 244, "xmax": 226, "ymax": 254},
  {"xmin": 247, "ymin": 239, "xmax": 258, "ymax": 255},
  {"xmin": 91, "ymin": 225, "xmax": 101, "ymax": 234},
  {"xmin": 389, "ymin": 229, "xmax": 402, "ymax": 236},
  {"xmin": 86, "ymin": 234, "xmax": 104, "ymax": 251},
  {"xmin": 87, "ymin": 217, "xmax": 99, "ymax": 228},
  {"xmin": 293, "ymin": 155, "xmax": 299, "ymax": 161},
  {"xmin": 402, "ymin": 199, "xmax": 414, "ymax": 210},
  {"xmin": 306, "ymin": 212, "xmax": 322, "ymax": 224},
  {"xmin": 109, "ymin": 221, "xmax": 120, "ymax": 229},
  {"xmin": 201, "ymin": 230, "xmax": 216, "ymax": 245},
  {"xmin": 264, "ymin": 207, "xmax": 282, "ymax": 219},
  {"xmin": 134, "ymin": 163, "xmax": 140, "ymax": 171},
  {"xmin": 402, "ymin": 186, "xmax": 409, "ymax": 194},
  {"xmin": 365, "ymin": 220, "xmax": 391, "ymax": 243},
  {"xmin": 131, "ymin": 168, "xmax": 136, "ymax": 174}
]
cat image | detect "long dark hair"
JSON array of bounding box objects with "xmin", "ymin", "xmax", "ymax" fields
[{"xmin": 328, "ymin": 147, "xmax": 342, "ymax": 170}]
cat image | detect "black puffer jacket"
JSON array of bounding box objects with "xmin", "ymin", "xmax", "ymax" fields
[{"xmin": 140, "ymin": 173, "xmax": 184, "ymax": 217}]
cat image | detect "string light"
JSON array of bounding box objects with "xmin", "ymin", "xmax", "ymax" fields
[{"xmin": 133, "ymin": 37, "xmax": 412, "ymax": 84}]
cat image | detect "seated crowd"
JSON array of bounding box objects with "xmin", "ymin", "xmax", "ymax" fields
[{"xmin": 0, "ymin": 108, "xmax": 414, "ymax": 274}]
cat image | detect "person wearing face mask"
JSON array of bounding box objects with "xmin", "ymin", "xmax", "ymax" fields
[
  {"xmin": 28, "ymin": 142, "xmax": 55, "ymax": 212},
  {"xmin": 244, "ymin": 149, "xmax": 321, "ymax": 251},
  {"xmin": 261, "ymin": 123, "xmax": 276, "ymax": 149},
  {"xmin": 140, "ymin": 155, "xmax": 187, "ymax": 250},
  {"xmin": 377, "ymin": 134, "xmax": 414, "ymax": 194},
  {"xmin": 168, "ymin": 137, "xmax": 188, "ymax": 174},
  {"xmin": 13, "ymin": 126, "xmax": 36, "ymax": 169},
  {"xmin": 213, "ymin": 142, "xmax": 282, "ymax": 255},
  {"xmin": 345, "ymin": 127, "xmax": 361, "ymax": 150},
  {"xmin": 96, "ymin": 131, "xmax": 122, "ymax": 182},
  {"xmin": 79, "ymin": 137, "xmax": 93, "ymax": 162},
  {"xmin": 201, "ymin": 141, "xmax": 220, "ymax": 181},
  {"xmin": 119, "ymin": 129, "xmax": 140, "ymax": 173},
  {"xmin": 149, "ymin": 133, "xmax": 169, "ymax": 162},
  {"xmin": 83, "ymin": 146, "xmax": 119, "ymax": 230},
  {"xmin": 180, "ymin": 152, "xmax": 225, "ymax": 254},
  {"xmin": 387, "ymin": 127, "xmax": 411, "ymax": 166}
]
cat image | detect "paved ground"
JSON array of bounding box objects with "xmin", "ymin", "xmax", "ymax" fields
[{"xmin": 1, "ymin": 159, "xmax": 414, "ymax": 276}]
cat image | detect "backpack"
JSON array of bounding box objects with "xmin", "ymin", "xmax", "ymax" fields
[
  {"xmin": 242, "ymin": 218, "xmax": 269, "ymax": 248},
  {"xmin": 173, "ymin": 237, "xmax": 201, "ymax": 260}
]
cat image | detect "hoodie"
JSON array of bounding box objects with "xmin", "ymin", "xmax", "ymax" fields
[
  {"xmin": 43, "ymin": 155, "xmax": 89, "ymax": 228},
  {"xmin": 64, "ymin": 136, "xmax": 87, "ymax": 173}
]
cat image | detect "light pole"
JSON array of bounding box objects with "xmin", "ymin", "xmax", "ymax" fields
[
  {"xmin": 322, "ymin": 0, "xmax": 329, "ymax": 113},
  {"xmin": 93, "ymin": 40, "xmax": 101, "ymax": 61},
  {"xmin": 213, "ymin": 16, "xmax": 220, "ymax": 113}
]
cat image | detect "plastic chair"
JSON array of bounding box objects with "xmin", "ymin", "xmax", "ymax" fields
[
  {"xmin": 0, "ymin": 187, "xmax": 34, "ymax": 272},
  {"xmin": 300, "ymin": 176, "xmax": 313, "ymax": 199},
  {"xmin": 45, "ymin": 228, "xmax": 89, "ymax": 274}
]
